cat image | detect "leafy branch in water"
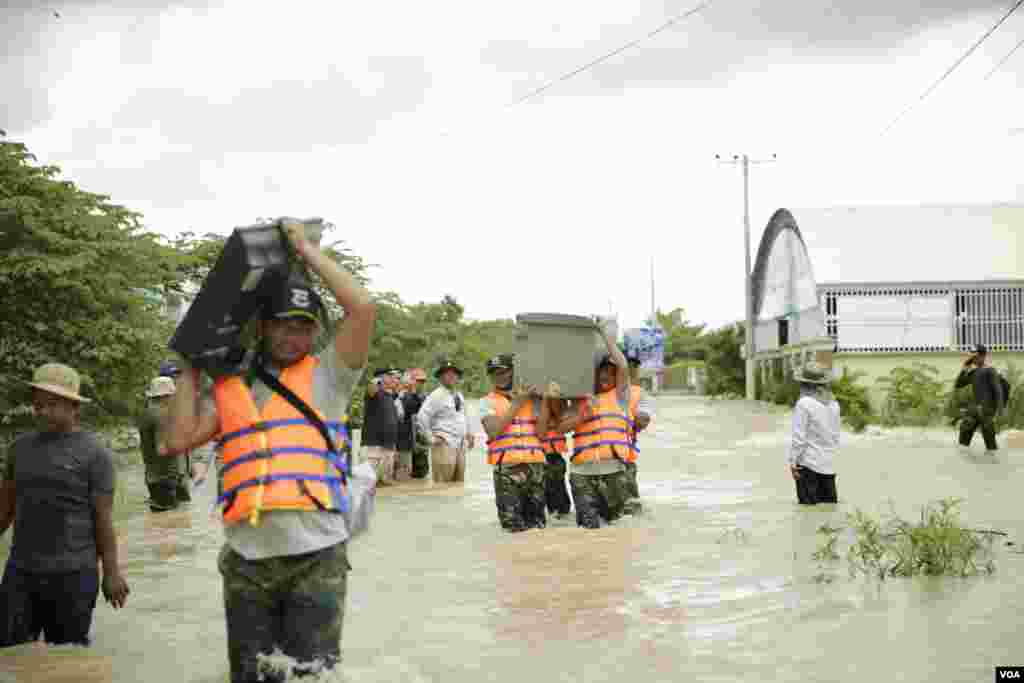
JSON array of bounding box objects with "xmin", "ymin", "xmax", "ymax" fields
[{"xmin": 813, "ymin": 498, "xmax": 997, "ymax": 580}]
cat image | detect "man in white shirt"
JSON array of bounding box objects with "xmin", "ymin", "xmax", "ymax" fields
[
  {"xmin": 787, "ymin": 361, "xmax": 841, "ymax": 505},
  {"xmin": 416, "ymin": 359, "xmax": 475, "ymax": 483}
]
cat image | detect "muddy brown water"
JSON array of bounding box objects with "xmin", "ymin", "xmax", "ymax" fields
[{"xmin": 1, "ymin": 396, "xmax": 1021, "ymax": 682}]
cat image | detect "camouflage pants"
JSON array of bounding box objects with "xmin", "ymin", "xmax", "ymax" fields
[
  {"xmin": 622, "ymin": 461, "xmax": 642, "ymax": 515},
  {"xmin": 493, "ymin": 463, "xmax": 547, "ymax": 532},
  {"xmin": 569, "ymin": 471, "xmax": 629, "ymax": 529},
  {"xmin": 218, "ymin": 541, "xmax": 351, "ymax": 683},
  {"xmin": 543, "ymin": 453, "xmax": 572, "ymax": 515}
]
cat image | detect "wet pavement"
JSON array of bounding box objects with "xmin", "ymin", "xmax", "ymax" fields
[{"xmin": 1, "ymin": 396, "xmax": 1022, "ymax": 682}]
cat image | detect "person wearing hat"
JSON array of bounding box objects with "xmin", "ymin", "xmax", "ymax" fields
[
  {"xmin": 0, "ymin": 363, "xmax": 130, "ymax": 648},
  {"xmin": 417, "ymin": 358, "xmax": 474, "ymax": 483},
  {"xmin": 163, "ymin": 220, "xmax": 376, "ymax": 681},
  {"xmin": 479, "ymin": 354, "xmax": 547, "ymax": 531},
  {"xmin": 138, "ymin": 376, "xmax": 205, "ymax": 513},
  {"xmin": 954, "ymin": 343, "xmax": 1006, "ymax": 456},
  {"xmin": 396, "ymin": 368, "xmax": 429, "ymax": 480},
  {"xmin": 361, "ymin": 367, "xmax": 402, "ymax": 485},
  {"xmin": 787, "ymin": 361, "xmax": 841, "ymax": 505}
]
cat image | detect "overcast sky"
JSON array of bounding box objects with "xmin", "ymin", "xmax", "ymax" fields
[{"xmin": 4, "ymin": 0, "xmax": 1023, "ymax": 331}]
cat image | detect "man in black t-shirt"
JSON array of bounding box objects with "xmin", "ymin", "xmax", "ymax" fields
[
  {"xmin": 955, "ymin": 344, "xmax": 1005, "ymax": 454},
  {"xmin": 0, "ymin": 363, "xmax": 130, "ymax": 647},
  {"xmin": 360, "ymin": 368, "xmax": 401, "ymax": 485}
]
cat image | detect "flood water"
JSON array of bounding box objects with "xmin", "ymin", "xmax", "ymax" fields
[{"xmin": 2, "ymin": 396, "xmax": 1022, "ymax": 682}]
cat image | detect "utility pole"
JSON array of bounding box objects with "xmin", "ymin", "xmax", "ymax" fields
[
  {"xmin": 650, "ymin": 257, "xmax": 656, "ymax": 326},
  {"xmin": 715, "ymin": 153, "xmax": 776, "ymax": 401}
]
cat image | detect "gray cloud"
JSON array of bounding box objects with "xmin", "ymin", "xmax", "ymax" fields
[
  {"xmin": 480, "ymin": 0, "xmax": 1014, "ymax": 93},
  {"xmin": 46, "ymin": 56, "xmax": 431, "ymax": 206}
]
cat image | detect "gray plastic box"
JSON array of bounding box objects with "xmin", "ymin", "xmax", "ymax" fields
[{"xmin": 514, "ymin": 313, "xmax": 602, "ymax": 397}]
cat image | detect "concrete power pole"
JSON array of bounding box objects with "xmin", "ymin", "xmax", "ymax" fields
[{"xmin": 715, "ymin": 153, "xmax": 776, "ymax": 401}]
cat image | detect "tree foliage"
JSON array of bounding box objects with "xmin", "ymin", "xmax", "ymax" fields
[
  {"xmin": 654, "ymin": 307, "xmax": 706, "ymax": 365},
  {"xmin": 0, "ymin": 136, "xmax": 186, "ymax": 438},
  {"xmin": 701, "ymin": 323, "xmax": 746, "ymax": 397}
]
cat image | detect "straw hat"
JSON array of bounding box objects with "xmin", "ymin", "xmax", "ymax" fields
[
  {"xmin": 793, "ymin": 361, "xmax": 832, "ymax": 385},
  {"xmin": 26, "ymin": 363, "xmax": 92, "ymax": 403},
  {"xmin": 145, "ymin": 376, "xmax": 177, "ymax": 398}
]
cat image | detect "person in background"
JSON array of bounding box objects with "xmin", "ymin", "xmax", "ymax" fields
[
  {"xmin": 397, "ymin": 368, "xmax": 429, "ymax": 480},
  {"xmin": 787, "ymin": 361, "xmax": 841, "ymax": 505},
  {"xmin": 623, "ymin": 348, "xmax": 654, "ymax": 515},
  {"xmin": 480, "ymin": 354, "xmax": 546, "ymax": 531},
  {"xmin": 0, "ymin": 363, "xmax": 130, "ymax": 647},
  {"xmin": 417, "ymin": 359, "xmax": 474, "ymax": 483},
  {"xmin": 954, "ymin": 343, "xmax": 1005, "ymax": 456},
  {"xmin": 361, "ymin": 368, "xmax": 401, "ymax": 486},
  {"xmin": 139, "ymin": 376, "xmax": 192, "ymax": 512},
  {"xmin": 538, "ymin": 386, "xmax": 572, "ymax": 519}
]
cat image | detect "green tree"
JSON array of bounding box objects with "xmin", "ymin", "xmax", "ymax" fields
[
  {"xmin": 655, "ymin": 307, "xmax": 706, "ymax": 364},
  {"xmin": 0, "ymin": 136, "xmax": 186, "ymax": 437},
  {"xmin": 702, "ymin": 322, "xmax": 746, "ymax": 396}
]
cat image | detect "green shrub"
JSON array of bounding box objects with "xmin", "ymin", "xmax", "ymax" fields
[
  {"xmin": 813, "ymin": 498, "xmax": 997, "ymax": 579},
  {"xmin": 876, "ymin": 362, "xmax": 946, "ymax": 426},
  {"xmin": 832, "ymin": 367, "xmax": 873, "ymax": 433}
]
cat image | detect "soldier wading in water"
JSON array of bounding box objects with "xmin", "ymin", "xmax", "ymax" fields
[
  {"xmin": 479, "ymin": 354, "xmax": 548, "ymax": 532},
  {"xmin": 165, "ymin": 221, "xmax": 376, "ymax": 682}
]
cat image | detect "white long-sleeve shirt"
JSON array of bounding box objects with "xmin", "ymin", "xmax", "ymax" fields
[
  {"xmin": 416, "ymin": 386, "xmax": 471, "ymax": 447},
  {"xmin": 787, "ymin": 395, "xmax": 841, "ymax": 475}
]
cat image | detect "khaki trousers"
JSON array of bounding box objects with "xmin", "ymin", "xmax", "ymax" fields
[{"xmin": 430, "ymin": 443, "xmax": 466, "ymax": 483}]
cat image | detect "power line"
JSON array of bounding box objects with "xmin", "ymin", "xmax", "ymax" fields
[
  {"xmin": 506, "ymin": 1, "xmax": 713, "ymax": 108},
  {"xmin": 880, "ymin": 0, "xmax": 1024, "ymax": 136},
  {"xmin": 984, "ymin": 34, "xmax": 1024, "ymax": 79}
]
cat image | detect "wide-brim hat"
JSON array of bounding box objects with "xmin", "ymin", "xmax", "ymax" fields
[
  {"xmin": 26, "ymin": 363, "xmax": 92, "ymax": 403},
  {"xmin": 145, "ymin": 376, "xmax": 177, "ymax": 398},
  {"xmin": 435, "ymin": 360, "xmax": 463, "ymax": 378},
  {"xmin": 793, "ymin": 361, "xmax": 832, "ymax": 385}
]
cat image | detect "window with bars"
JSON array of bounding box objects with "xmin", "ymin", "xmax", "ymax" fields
[{"xmin": 820, "ymin": 285, "xmax": 1024, "ymax": 353}]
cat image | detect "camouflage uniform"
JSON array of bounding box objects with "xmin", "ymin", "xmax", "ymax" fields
[
  {"xmin": 219, "ymin": 541, "xmax": 351, "ymax": 683},
  {"xmin": 493, "ymin": 463, "xmax": 547, "ymax": 532},
  {"xmin": 137, "ymin": 408, "xmax": 190, "ymax": 512},
  {"xmin": 569, "ymin": 470, "xmax": 629, "ymax": 529},
  {"xmin": 622, "ymin": 461, "xmax": 642, "ymax": 515}
]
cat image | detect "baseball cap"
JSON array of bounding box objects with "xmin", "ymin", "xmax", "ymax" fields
[
  {"xmin": 263, "ymin": 280, "xmax": 323, "ymax": 324},
  {"xmin": 973, "ymin": 343, "xmax": 989, "ymax": 354}
]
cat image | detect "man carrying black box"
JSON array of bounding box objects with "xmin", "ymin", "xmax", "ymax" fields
[{"xmin": 164, "ymin": 220, "xmax": 376, "ymax": 682}]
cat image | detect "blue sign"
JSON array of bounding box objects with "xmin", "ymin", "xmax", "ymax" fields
[{"xmin": 624, "ymin": 327, "xmax": 666, "ymax": 370}]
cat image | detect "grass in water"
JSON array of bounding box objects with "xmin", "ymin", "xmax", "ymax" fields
[{"xmin": 812, "ymin": 498, "xmax": 997, "ymax": 580}]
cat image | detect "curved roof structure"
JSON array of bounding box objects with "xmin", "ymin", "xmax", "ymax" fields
[{"xmin": 751, "ymin": 209, "xmax": 820, "ymax": 321}]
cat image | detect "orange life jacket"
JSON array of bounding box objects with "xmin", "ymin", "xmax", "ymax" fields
[
  {"xmin": 571, "ymin": 389, "xmax": 634, "ymax": 464},
  {"xmin": 543, "ymin": 430, "xmax": 567, "ymax": 455},
  {"xmin": 623, "ymin": 385, "xmax": 642, "ymax": 463},
  {"xmin": 485, "ymin": 392, "xmax": 545, "ymax": 466},
  {"xmin": 213, "ymin": 356, "xmax": 350, "ymax": 527}
]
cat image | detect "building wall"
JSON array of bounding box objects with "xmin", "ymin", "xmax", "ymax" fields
[{"xmin": 832, "ymin": 351, "xmax": 1024, "ymax": 406}]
